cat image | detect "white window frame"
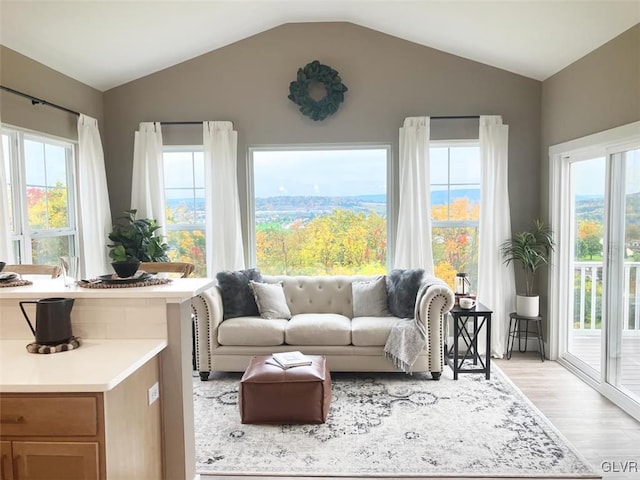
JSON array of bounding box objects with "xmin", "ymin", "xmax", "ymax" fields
[
  {"xmin": 549, "ymin": 120, "xmax": 640, "ymax": 422},
  {"xmin": 161, "ymin": 145, "xmax": 207, "ymax": 276},
  {"xmin": 430, "ymin": 139, "xmax": 481, "ymax": 229},
  {"xmin": 247, "ymin": 143, "xmax": 393, "ymax": 270},
  {"xmin": 162, "ymin": 145, "xmax": 205, "ymax": 235},
  {"xmin": 429, "ymin": 139, "xmax": 481, "ymax": 285},
  {"xmin": 2, "ymin": 125, "xmax": 78, "ymax": 263}
]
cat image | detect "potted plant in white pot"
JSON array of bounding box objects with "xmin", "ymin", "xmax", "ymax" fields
[
  {"xmin": 107, "ymin": 210, "xmax": 169, "ymax": 278},
  {"xmin": 500, "ymin": 219, "xmax": 554, "ymax": 317}
]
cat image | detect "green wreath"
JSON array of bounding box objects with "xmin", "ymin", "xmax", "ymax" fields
[{"xmin": 288, "ymin": 60, "xmax": 348, "ymax": 121}]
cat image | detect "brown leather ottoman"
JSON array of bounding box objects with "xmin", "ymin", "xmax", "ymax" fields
[{"xmin": 238, "ymin": 355, "xmax": 331, "ymax": 424}]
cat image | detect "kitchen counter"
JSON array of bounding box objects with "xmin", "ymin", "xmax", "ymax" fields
[
  {"xmin": 0, "ymin": 277, "xmax": 211, "ymax": 302},
  {"xmin": 0, "ymin": 338, "xmax": 167, "ymax": 392},
  {"xmin": 0, "ymin": 276, "xmax": 214, "ymax": 480}
]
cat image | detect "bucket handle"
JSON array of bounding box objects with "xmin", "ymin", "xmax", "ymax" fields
[{"xmin": 18, "ymin": 301, "xmax": 38, "ymax": 337}]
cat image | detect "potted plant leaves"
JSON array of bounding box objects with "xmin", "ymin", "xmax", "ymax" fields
[
  {"xmin": 500, "ymin": 219, "xmax": 555, "ymax": 317},
  {"xmin": 107, "ymin": 209, "xmax": 169, "ymax": 278}
]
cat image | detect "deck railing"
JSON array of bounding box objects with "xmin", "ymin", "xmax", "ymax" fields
[{"xmin": 573, "ymin": 261, "xmax": 640, "ymax": 333}]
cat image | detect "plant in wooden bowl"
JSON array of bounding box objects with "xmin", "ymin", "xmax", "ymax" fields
[{"xmin": 107, "ymin": 210, "xmax": 169, "ymax": 277}]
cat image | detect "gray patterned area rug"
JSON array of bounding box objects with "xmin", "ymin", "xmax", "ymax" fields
[{"xmin": 193, "ymin": 365, "xmax": 598, "ymax": 478}]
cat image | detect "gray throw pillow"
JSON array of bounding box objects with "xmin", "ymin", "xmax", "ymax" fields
[
  {"xmin": 249, "ymin": 281, "xmax": 292, "ymax": 320},
  {"xmin": 386, "ymin": 268, "xmax": 425, "ymax": 318},
  {"xmin": 352, "ymin": 276, "xmax": 390, "ymax": 317},
  {"xmin": 216, "ymin": 268, "xmax": 263, "ymax": 320}
]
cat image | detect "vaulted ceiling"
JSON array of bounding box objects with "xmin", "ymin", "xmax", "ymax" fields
[{"xmin": 1, "ymin": 1, "xmax": 638, "ymax": 91}]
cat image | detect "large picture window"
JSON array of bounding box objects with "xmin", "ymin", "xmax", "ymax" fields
[
  {"xmin": 163, "ymin": 147, "xmax": 206, "ymax": 276},
  {"xmin": 2, "ymin": 127, "xmax": 77, "ymax": 264},
  {"xmin": 430, "ymin": 142, "xmax": 481, "ymax": 288},
  {"xmin": 250, "ymin": 147, "xmax": 389, "ymax": 275}
]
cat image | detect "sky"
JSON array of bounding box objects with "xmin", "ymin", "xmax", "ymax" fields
[
  {"xmin": 23, "ymin": 139, "xmax": 68, "ymax": 187},
  {"xmin": 253, "ymin": 148, "xmax": 388, "ymax": 197},
  {"xmin": 573, "ymin": 157, "xmax": 605, "ymax": 196},
  {"xmin": 572, "ymin": 149, "xmax": 640, "ymax": 196},
  {"xmin": 149, "ymin": 144, "xmax": 640, "ymax": 201}
]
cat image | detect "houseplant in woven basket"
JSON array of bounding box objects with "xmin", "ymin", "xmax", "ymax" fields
[
  {"xmin": 500, "ymin": 219, "xmax": 554, "ymax": 317},
  {"xmin": 107, "ymin": 209, "xmax": 169, "ymax": 277}
]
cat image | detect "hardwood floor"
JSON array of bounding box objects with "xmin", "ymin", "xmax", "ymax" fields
[
  {"xmin": 496, "ymin": 353, "xmax": 640, "ymax": 480},
  {"xmin": 200, "ymin": 355, "xmax": 640, "ymax": 480}
]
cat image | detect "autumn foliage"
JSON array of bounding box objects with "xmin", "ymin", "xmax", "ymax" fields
[
  {"xmin": 255, "ymin": 197, "xmax": 480, "ymax": 288},
  {"xmin": 256, "ymin": 209, "xmax": 386, "ymax": 275},
  {"xmin": 26, "ymin": 185, "xmax": 73, "ymax": 265}
]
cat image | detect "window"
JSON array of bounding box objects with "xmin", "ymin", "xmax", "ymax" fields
[
  {"xmin": 250, "ymin": 147, "xmax": 389, "ymax": 275},
  {"xmin": 163, "ymin": 148, "xmax": 206, "ymax": 276},
  {"xmin": 1, "ymin": 127, "xmax": 77, "ymax": 264},
  {"xmin": 430, "ymin": 142, "xmax": 481, "ymax": 288}
]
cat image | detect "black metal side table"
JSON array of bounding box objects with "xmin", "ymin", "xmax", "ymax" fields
[
  {"xmin": 506, "ymin": 312, "xmax": 545, "ymax": 362},
  {"xmin": 446, "ymin": 302, "xmax": 492, "ymax": 380}
]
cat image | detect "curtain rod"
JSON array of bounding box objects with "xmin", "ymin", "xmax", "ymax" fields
[
  {"xmin": 431, "ymin": 115, "xmax": 480, "ymax": 120},
  {"xmin": 0, "ymin": 86, "xmax": 481, "ymax": 124},
  {"xmin": 0, "ymin": 85, "xmax": 80, "ymax": 117},
  {"xmin": 162, "ymin": 117, "xmax": 481, "ymax": 124}
]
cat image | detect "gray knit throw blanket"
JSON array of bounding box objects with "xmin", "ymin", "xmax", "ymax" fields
[{"xmin": 384, "ymin": 275, "xmax": 447, "ymax": 374}]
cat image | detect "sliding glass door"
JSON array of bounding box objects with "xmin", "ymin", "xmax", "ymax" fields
[
  {"xmin": 550, "ymin": 122, "xmax": 640, "ymax": 420},
  {"xmin": 607, "ymin": 147, "xmax": 640, "ymax": 402}
]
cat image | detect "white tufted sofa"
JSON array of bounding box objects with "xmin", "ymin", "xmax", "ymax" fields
[{"xmin": 192, "ymin": 275, "xmax": 454, "ymax": 381}]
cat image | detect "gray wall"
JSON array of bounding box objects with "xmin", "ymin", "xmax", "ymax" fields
[
  {"xmin": 0, "ymin": 46, "xmax": 103, "ymax": 140},
  {"xmin": 542, "ymin": 24, "xmax": 639, "ymax": 151},
  {"xmin": 103, "ymin": 22, "xmax": 542, "ymax": 253}
]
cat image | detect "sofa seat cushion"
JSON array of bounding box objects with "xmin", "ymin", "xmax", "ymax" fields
[
  {"xmin": 218, "ymin": 317, "xmax": 287, "ymax": 346},
  {"xmin": 285, "ymin": 314, "xmax": 351, "ymax": 346},
  {"xmin": 351, "ymin": 316, "xmax": 402, "ymax": 346}
]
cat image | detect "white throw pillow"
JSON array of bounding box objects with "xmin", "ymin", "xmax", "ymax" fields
[
  {"xmin": 352, "ymin": 276, "xmax": 390, "ymax": 317},
  {"xmin": 249, "ymin": 280, "xmax": 292, "ymax": 320}
]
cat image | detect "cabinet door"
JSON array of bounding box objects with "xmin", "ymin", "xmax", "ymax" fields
[
  {"xmin": 0, "ymin": 442, "xmax": 14, "ymax": 480},
  {"xmin": 13, "ymin": 442, "xmax": 99, "ymax": 480}
]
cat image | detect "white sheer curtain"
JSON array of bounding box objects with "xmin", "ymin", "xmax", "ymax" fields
[
  {"xmin": 476, "ymin": 115, "xmax": 516, "ymax": 358},
  {"xmin": 394, "ymin": 117, "xmax": 434, "ymax": 272},
  {"xmin": 203, "ymin": 121, "xmax": 245, "ymax": 275},
  {"xmin": 130, "ymin": 122, "xmax": 165, "ymax": 234},
  {"xmin": 77, "ymin": 114, "xmax": 112, "ymax": 277},
  {"xmin": 0, "ymin": 124, "xmax": 14, "ymax": 263}
]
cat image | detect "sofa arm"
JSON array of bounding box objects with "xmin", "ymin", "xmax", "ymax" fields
[
  {"xmin": 416, "ymin": 282, "xmax": 455, "ymax": 374},
  {"xmin": 192, "ymin": 287, "xmax": 224, "ymax": 378}
]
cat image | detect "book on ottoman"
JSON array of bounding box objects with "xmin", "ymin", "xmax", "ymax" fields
[
  {"xmin": 239, "ymin": 355, "xmax": 331, "ymax": 424},
  {"xmin": 271, "ymin": 351, "xmax": 312, "ymax": 369}
]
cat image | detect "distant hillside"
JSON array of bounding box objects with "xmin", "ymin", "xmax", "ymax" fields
[
  {"xmin": 431, "ymin": 189, "xmax": 480, "ymax": 205},
  {"xmin": 165, "ymin": 190, "xmax": 640, "ymax": 226}
]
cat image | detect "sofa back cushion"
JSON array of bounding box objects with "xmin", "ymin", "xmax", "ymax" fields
[
  {"xmin": 263, "ymin": 275, "xmax": 378, "ymax": 317},
  {"xmin": 352, "ymin": 276, "xmax": 390, "ymax": 317}
]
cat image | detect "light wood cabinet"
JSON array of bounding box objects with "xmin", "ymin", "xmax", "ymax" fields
[
  {"xmin": 1, "ymin": 441, "xmax": 14, "ymax": 480},
  {"xmin": 12, "ymin": 441, "xmax": 99, "ymax": 480},
  {"xmin": 0, "ymin": 357, "xmax": 162, "ymax": 480}
]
